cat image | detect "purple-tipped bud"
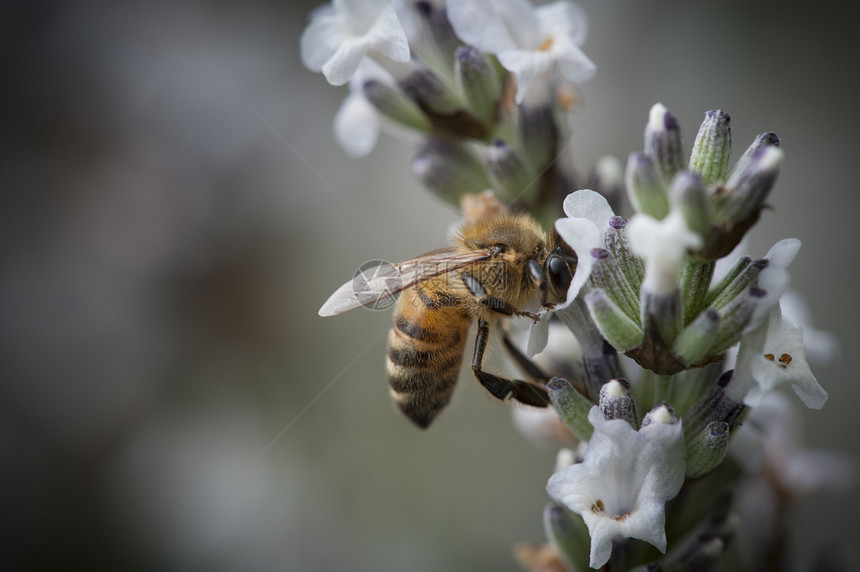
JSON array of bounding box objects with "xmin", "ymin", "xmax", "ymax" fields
[
  {"xmin": 689, "ymin": 110, "xmax": 732, "ymax": 186},
  {"xmin": 644, "ymin": 103, "xmax": 685, "ymax": 185},
  {"xmin": 547, "ymin": 377, "xmax": 594, "ymax": 441},
  {"xmin": 599, "ymin": 378, "xmax": 638, "ymax": 426}
]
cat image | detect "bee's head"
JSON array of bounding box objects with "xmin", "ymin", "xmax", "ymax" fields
[{"xmin": 529, "ymin": 245, "xmax": 577, "ymax": 309}]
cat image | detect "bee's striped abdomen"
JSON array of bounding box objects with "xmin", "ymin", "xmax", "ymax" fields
[{"xmin": 387, "ymin": 287, "xmax": 470, "ymax": 429}]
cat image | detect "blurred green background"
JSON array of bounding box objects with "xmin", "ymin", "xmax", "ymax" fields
[{"xmin": 1, "ymin": 1, "xmax": 858, "ymax": 570}]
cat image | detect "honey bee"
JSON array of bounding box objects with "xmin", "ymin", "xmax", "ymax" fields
[{"xmin": 319, "ymin": 206, "xmax": 576, "ymax": 429}]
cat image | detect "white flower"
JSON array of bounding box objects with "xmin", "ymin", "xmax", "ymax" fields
[
  {"xmin": 447, "ymin": 0, "xmax": 595, "ymax": 103},
  {"xmin": 333, "ymin": 60, "xmax": 387, "ymax": 157},
  {"xmin": 547, "ymin": 406, "xmax": 685, "ymax": 569},
  {"xmin": 744, "ymin": 306, "xmax": 828, "ymax": 409},
  {"xmin": 726, "ymin": 239, "xmax": 828, "ymax": 409},
  {"xmin": 527, "ymin": 189, "xmax": 615, "ymax": 355},
  {"xmin": 301, "ymin": 0, "xmax": 410, "ymax": 86},
  {"xmin": 627, "ymin": 211, "xmax": 703, "ymax": 296}
]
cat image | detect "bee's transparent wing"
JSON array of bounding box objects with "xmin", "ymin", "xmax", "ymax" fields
[{"xmin": 318, "ymin": 248, "xmax": 491, "ymax": 316}]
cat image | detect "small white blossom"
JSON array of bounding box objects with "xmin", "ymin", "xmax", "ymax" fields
[
  {"xmin": 627, "ymin": 211, "xmax": 703, "ymax": 295},
  {"xmin": 547, "ymin": 406, "xmax": 685, "ymax": 568},
  {"xmin": 301, "ymin": 0, "xmax": 410, "ymax": 86},
  {"xmin": 745, "ymin": 306, "xmax": 828, "ymax": 409},
  {"xmin": 527, "ymin": 190, "xmax": 615, "ymax": 355},
  {"xmin": 447, "ymin": 0, "xmax": 595, "ymax": 103}
]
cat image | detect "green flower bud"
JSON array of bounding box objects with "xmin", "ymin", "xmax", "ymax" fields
[
  {"xmin": 454, "ymin": 46, "xmax": 501, "ymax": 123},
  {"xmin": 586, "ymin": 288, "xmax": 644, "ymax": 351},
  {"xmin": 362, "ymin": 80, "xmax": 432, "ymax": 132},
  {"xmin": 544, "ymin": 502, "xmax": 591, "ymax": 572},
  {"xmin": 672, "ymin": 308, "xmax": 720, "ymax": 365},
  {"xmin": 626, "ymin": 151, "xmax": 669, "ymax": 219},
  {"xmin": 685, "ymin": 421, "xmax": 730, "ymax": 478},
  {"xmin": 689, "ymin": 110, "xmax": 732, "ymax": 186},
  {"xmin": 547, "ymin": 377, "xmax": 594, "ymax": 440}
]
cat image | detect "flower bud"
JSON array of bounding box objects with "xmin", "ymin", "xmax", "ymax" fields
[
  {"xmin": 520, "ymin": 105, "xmax": 558, "ymax": 169},
  {"xmin": 599, "ymin": 378, "xmax": 638, "ymax": 426},
  {"xmin": 484, "ymin": 139, "xmax": 534, "ymax": 200},
  {"xmin": 672, "ymin": 308, "xmax": 720, "ymax": 365},
  {"xmin": 641, "ymin": 289, "xmax": 683, "ymax": 348},
  {"xmin": 669, "ymin": 171, "xmax": 710, "ymax": 238},
  {"xmin": 543, "ymin": 502, "xmax": 591, "ymax": 572},
  {"xmin": 412, "ymin": 138, "xmax": 490, "ymax": 205},
  {"xmin": 709, "ymin": 287, "xmax": 765, "ymax": 355},
  {"xmin": 362, "ymin": 80, "xmax": 431, "ymax": 132},
  {"xmin": 713, "ymin": 146, "xmax": 783, "ymax": 226},
  {"xmin": 626, "ymin": 151, "xmax": 669, "ymax": 219},
  {"xmin": 585, "ymin": 288, "xmax": 644, "ymax": 352},
  {"xmin": 588, "ymin": 248, "xmax": 640, "ymax": 323},
  {"xmin": 704, "ymin": 256, "xmax": 756, "ymax": 307},
  {"xmin": 644, "ymin": 103, "xmax": 685, "ymax": 185},
  {"xmin": 685, "ymin": 421, "xmax": 730, "ymax": 478},
  {"xmin": 642, "ymin": 402, "xmax": 678, "ymax": 427},
  {"xmin": 454, "ymin": 45, "xmax": 501, "ymax": 123},
  {"xmin": 547, "ymin": 377, "xmax": 594, "ymax": 441},
  {"xmin": 683, "ymin": 370, "xmax": 746, "ymax": 440},
  {"xmin": 729, "ymin": 131, "xmax": 780, "ymax": 183},
  {"xmin": 689, "ymin": 110, "xmax": 732, "ymax": 186},
  {"xmin": 399, "ymin": 63, "xmax": 463, "ymax": 115},
  {"xmin": 411, "ymin": 1, "xmax": 461, "ymax": 73},
  {"xmin": 679, "ymin": 259, "xmax": 715, "ymax": 324},
  {"xmin": 604, "ymin": 216, "xmax": 645, "ymax": 292}
]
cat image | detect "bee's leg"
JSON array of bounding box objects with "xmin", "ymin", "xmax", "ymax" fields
[
  {"xmin": 460, "ymin": 272, "xmax": 539, "ymax": 322},
  {"xmin": 501, "ymin": 332, "xmax": 549, "ymax": 381},
  {"xmin": 471, "ymin": 317, "xmax": 549, "ymax": 408}
]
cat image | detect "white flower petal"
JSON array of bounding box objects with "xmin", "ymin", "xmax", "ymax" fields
[
  {"xmin": 498, "ymin": 49, "xmax": 555, "ymax": 103},
  {"xmin": 536, "ymin": 1, "xmax": 589, "ymax": 46},
  {"xmin": 302, "ymin": 0, "xmax": 410, "ymax": 86},
  {"xmin": 300, "ymin": 6, "xmax": 343, "ymax": 73},
  {"xmin": 555, "ymin": 217, "xmax": 601, "ymax": 302},
  {"xmin": 562, "ymin": 188, "xmax": 614, "ymax": 224},
  {"xmin": 365, "ymin": 4, "xmax": 411, "ymax": 63},
  {"xmin": 526, "ymin": 317, "xmax": 550, "ymax": 356},
  {"xmin": 322, "ymin": 38, "xmax": 374, "ymax": 86},
  {"xmin": 447, "ymin": 0, "xmax": 539, "ymax": 53},
  {"xmin": 555, "ymin": 45, "xmax": 596, "ymax": 84},
  {"xmin": 334, "ymin": 92, "xmax": 380, "ymax": 157},
  {"xmin": 628, "ymin": 212, "xmax": 702, "ymax": 295}
]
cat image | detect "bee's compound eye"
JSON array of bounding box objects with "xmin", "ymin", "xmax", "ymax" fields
[{"xmin": 547, "ymin": 254, "xmax": 572, "ymax": 292}]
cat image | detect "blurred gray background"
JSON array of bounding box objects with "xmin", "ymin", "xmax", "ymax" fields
[{"xmin": 1, "ymin": 1, "xmax": 858, "ymax": 570}]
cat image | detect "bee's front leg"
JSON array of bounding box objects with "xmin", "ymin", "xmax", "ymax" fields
[
  {"xmin": 471, "ymin": 317, "xmax": 549, "ymax": 408},
  {"xmin": 460, "ymin": 272, "xmax": 540, "ymax": 322}
]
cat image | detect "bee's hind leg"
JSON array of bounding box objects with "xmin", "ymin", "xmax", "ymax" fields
[{"xmin": 471, "ymin": 317, "xmax": 549, "ymax": 408}]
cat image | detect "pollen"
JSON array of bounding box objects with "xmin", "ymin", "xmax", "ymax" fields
[
  {"xmin": 591, "ymin": 499, "xmax": 606, "ymax": 513},
  {"xmin": 611, "ymin": 513, "xmax": 631, "ymax": 522},
  {"xmin": 764, "ymin": 353, "xmax": 792, "ymax": 369},
  {"xmin": 538, "ymin": 37, "xmax": 554, "ymax": 51}
]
